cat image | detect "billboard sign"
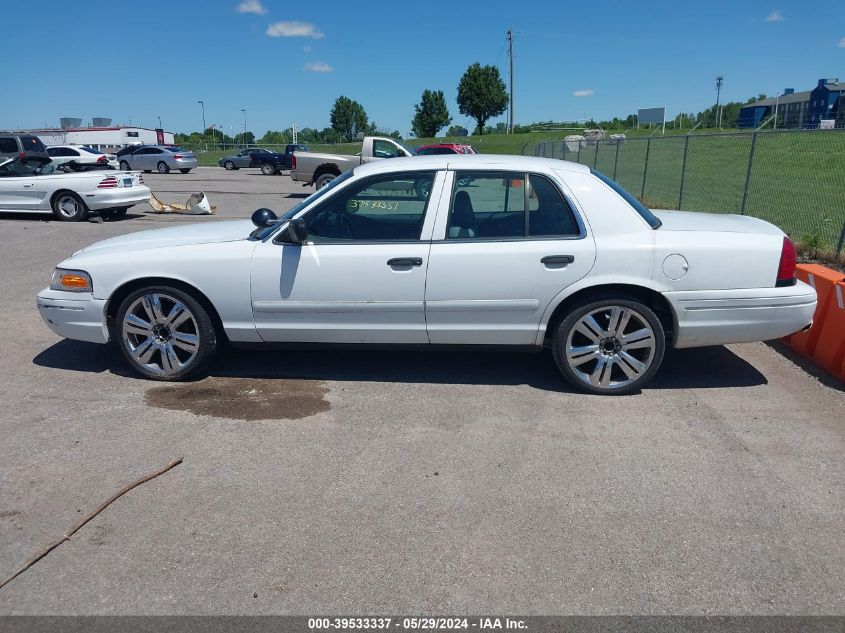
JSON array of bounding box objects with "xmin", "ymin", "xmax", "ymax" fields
[
  {"xmin": 638, "ymin": 107, "xmax": 666, "ymax": 125},
  {"xmin": 155, "ymin": 128, "xmax": 165, "ymax": 144}
]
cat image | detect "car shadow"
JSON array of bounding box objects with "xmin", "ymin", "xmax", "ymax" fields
[
  {"xmin": 284, "ymin": 193, "xmax": 310, "ymax": 199},
  {"xmin": 33, "ymin": 340, "xmax": 767, "ymax": 392},
  {"xmin": 0, "ymin": 211, "xmax": 145, "ymax": 223}
]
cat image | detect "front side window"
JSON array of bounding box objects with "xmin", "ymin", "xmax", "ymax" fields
[
  {"xmin": 447, "ymin": 171, "xmax": 580, "ymax": 239},
  {"xmin": 373, "ymin": 139, "xmax": 403, "ymax": 159},
  {"xmin": 306, "ymin": 171, "xmax": 436, "ymax": 242},
  {"xmin": 0, "ymin": 160, "xmax": 39, "ymax": 177}
]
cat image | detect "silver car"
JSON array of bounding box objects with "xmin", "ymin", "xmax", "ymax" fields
[{"xmin": 117, "ymin": 145, "xmax": 197, "ymax": 174}]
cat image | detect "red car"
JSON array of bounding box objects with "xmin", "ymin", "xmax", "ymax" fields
[{"xmin": 412, "ymin": 143, "xmax": 477, "ymax": 155}]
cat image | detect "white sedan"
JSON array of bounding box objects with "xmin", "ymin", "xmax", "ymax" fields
[
  {"xmin": 46, "ymin": 145, "xmax": 119, "ymax": 170},
  {"xmin": 37, "ymin": 155, "xmax": 816, "ymax": 394},
  {"xmin": 0, "ymin": 157, "xmax": 150, "ymax": 221}
]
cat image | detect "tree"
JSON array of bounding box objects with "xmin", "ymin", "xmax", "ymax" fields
[
  {"xmin": 260, "ymin": 130, "xmax": 289, "ymax": 144},
  {"xmin": 411, "ymin": 89, "xmax": 452, "ymax": 138},
  {"xmin": 456, "ymin": 63, "xmax": 508, "ymax": 135},
  {"xmin": 330, "ymin": 96, "xmax": 370, "ymax": 141}
]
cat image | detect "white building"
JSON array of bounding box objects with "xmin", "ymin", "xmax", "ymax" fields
[{"xmin": 31, "ymin": 126, "xmax": 175, "ymax": 149}]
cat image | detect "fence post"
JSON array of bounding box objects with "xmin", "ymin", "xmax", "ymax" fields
[
  {"xmin": 740, "ymin": 132, "xmax": 758, "ymax": 215},
  {"xmin": 576, "ymin": 142, "xmax": 582, "ymax": 164},
  {"xmin": 641, "ymin": 137, "xmax": 652, "ymax": 199},
  {"xmin": 593, "ymin": 141, "xmax": 600, "ymax": 169},
  {"xmin": 613, "ymin": 141, "xmax": 620, "ymax": 180},
  {"xmin": 836, "ymin": 220, "xmax": 845, "ymax": 259},
  {"xmin": 678, "ymin": 134, "xmax": 690, "ymax": 210}
]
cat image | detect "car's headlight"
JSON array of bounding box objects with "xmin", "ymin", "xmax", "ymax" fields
[{"xmin": 50, "ymin": 268, "xmax": 93, "ymax": 293}]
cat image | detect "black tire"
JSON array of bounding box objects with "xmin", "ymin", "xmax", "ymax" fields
[
  {"xmin": 119, "ymin": 160, "xmax": 130, "ymax": 171},
  {"xmin": 314, "ymin": 172, "xmax": 337, "ymax": 189},
  {"xmin": 180, "ymin": 168, "xmax": 191, "ymax": 174},
  {"xmin": 115, "ymin": 285, "xmax": 218, "ymax": 381},
  {"xmin": 551, "ymin": 295, "xmax": 665, "ymax": 395},
  {"xmin": 51, "ymin": 191, "xmax": 89, "ymax": 222},
  {"xmin": 260, "ymin": 162, "xmax": 277, "ymax": 175},
  {"xmin": 223, "ymin": 161, "xmax": 236, "ymax": 170},
  {"xmin": 157, "ymin": 161, "xmax": 170, "ymax": 174}
]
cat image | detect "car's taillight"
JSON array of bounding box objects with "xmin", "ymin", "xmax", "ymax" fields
[
  {"xmin": 138, "ymin": 174, "xmax": 144, "ymax": 184},
  {"xmin": 776, "ymin": 236, "xmax": 797, "ymax": 287},
  {"xmin": 97, "ymin": 176, "xmax": 118, "ymax": 189},
  {"xmin": 97, "ymin": 155, "xmax": 107, "ymax": 163},
  {"xmin": 173, "ymin": 154, "xmax": 183, "ymax": 159},
  {"xmin": 291, "ymin": 155, "xmax": 296, "ymax": 169}
]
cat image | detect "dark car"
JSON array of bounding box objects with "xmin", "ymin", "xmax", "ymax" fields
[
  {"xmin": 218, "ymin": 144, "xmax": 309, "ymax": 175},
  {"xmin": 0, "ymin": 134, "xmax": 49, "ymax": 161},
  {"xmin": 115, "ymin": 145, "xmax": 143, "ymax": 158}
]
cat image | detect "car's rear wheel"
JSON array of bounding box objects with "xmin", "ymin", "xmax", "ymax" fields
[
  {"xmin": 315, "ymin": 172, "xmax": 337, "ymax": 189},
  {"xmin": 119, "ymin": 160, "xmax": 130, "ymax": 171},
  {"xmin": 157, "ymin": 161, "xmax": 170, "ymax": 174},
  {"xmin": 180, "ymin": 168, "xmax": 191, "ymax": 174},
  {"xmin": 260, "ymin": 163, "xmax": 276, "ymax": 175},
  {"xmin": 51, "ymin": 191, "xmax": 89, "ymax": 222},
  {"xmin": 223, "ymin": 161, "xmax": 235, "ymax": 170},
  {"xmin": 116, "ymin": 286, "xmax": 218, "ymax": 381},
  {"xmin": 552, "ymin": 296, "xmax": 665, "ymax": 395}
]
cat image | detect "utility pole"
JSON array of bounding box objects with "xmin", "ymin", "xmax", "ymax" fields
[
  {"xmin": 241, "ymin": 108, "xmax": 247, "ymax": 145},
  {"xmin": 715, "ymin": 76, "xmax": 723, "ymax": 128},
  {"xmin": 507, "ymin": 29, "xmax": 514, "ymax": 134},
  {"xmin": 197, "ymin": 100, "xmax": 206, "ymax": 135}
]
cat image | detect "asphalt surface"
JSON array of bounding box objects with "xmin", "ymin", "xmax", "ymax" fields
[{"xmin": 0, "ymin": 167, "xmax": 842, "ymax": 615}]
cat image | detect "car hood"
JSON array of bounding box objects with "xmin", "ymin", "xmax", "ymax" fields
[
  {"xmin": 652, "ymin": 210, "xmax": 784, "ymax": 236},
  {"xmin": 72, "ymin": 220, "xmax": 254, "ymax": 257}
]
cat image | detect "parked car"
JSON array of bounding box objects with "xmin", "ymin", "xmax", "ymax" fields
[
  {"xmin": 0, "ymin": 134, "xmax": 49, "ymax": 161},
  {"xmin": 118, "ymin": 145, "xmax": 197, "ymax": 174},
  {"xmin": 413, "ymin": 143, "xmax": 477, "ymax": 155},
  {"xmin": 0, "ymin": 157, "xmax": 149, "ymax": 221},
  {"xmin": 36, "ymin": 154, "xmax": 815, "ymax": 393},
  {"xmin": 290, "ymin": 136, "xmax": 413, "ymax": 188},
  {"xmin": 219, "ymin": 145, "xmax": 308, "ymax": 174},
  {"xmin": 47, "ymin": 145, "xmax": 119, "ymax": 170}
]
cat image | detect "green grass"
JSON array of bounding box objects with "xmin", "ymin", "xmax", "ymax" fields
[{"xmin": 188, "ymin": 128, "xmax": 845, "ymax": 251}]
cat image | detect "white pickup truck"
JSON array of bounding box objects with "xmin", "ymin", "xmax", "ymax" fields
[{"xmin": 290, "ymin": 136, "xmax": 414, "ymax": 188}]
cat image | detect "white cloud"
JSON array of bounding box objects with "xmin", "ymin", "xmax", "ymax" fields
[
  {"xmin": 765, "ymin": 10, "xmax": 784, "ymax": 22},
  {"xmin": 573, "ymin": 89, "xmax": 594, "ymax": 97},
  {"xmin": 266, "ymin": 21, "xmax": 324, "ymax": 38},
  {"xmin": 303, "ymin": 45, "xmax": 312, "ymax": 52},
  {"xmin": 839, "ymin": 37, "xmax": 845, "ymax": 47},
  {"xmin": 236, "ymin": 0, "xmax": 267, "ymax": 15},
  {"xmin": 303, "ymin": 61, "xmax": 333, "ymax": 73}
]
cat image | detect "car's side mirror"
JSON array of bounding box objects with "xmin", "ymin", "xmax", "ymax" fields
[{"xmin": 283, "ymin": 217, "xmax": 308, "ymax": 244}]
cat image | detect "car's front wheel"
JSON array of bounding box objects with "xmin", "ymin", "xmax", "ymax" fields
[
  {"xmin": 51, "ymin": 191, "xmax": 89, "ymax": 222},
  {"xmin": 260, "ymin": 163, "xmax": 276, "ymax": 175},
  {"xmin": 552, "ymin": 296, "xmax": 665, "ymax": 395},
  {"xmin": 157, "ymin": 161, "xmax": 170, "ymax": 174},
  {"xmin": 315, "ymin": 172, "xmax": 337, "ymax": 189},
  {"xmin": 116, "ymin": 286, "xmax": 218, "ymax": 381},
  {"xmin": 119, "ymin": 160, "xmax": 130, "ymax": 171},
  {"xmin": 223, "ymin": 161, "xmax": 235, "ymax": 170}
]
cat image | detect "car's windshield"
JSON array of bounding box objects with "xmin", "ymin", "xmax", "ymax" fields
[
  {"xmin": 249, "ymin": 170, "xmax": 355, "ymax": 240},
  {"xmin": 590, "ymin": 168, "xmax": 662, "ymax": 229}
]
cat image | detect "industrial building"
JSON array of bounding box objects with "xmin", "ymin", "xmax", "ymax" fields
[
  {"xmin": 738, "ymin": 78, "xmax": 844, "ymax": 128},
  {"xmin": 5, "ymin": 118, "xmax": 175, "ymax": 149}
]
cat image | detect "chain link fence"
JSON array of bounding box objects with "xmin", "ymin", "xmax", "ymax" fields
[{"xmin": 527, "ymin": 129, "xmax": 845, "ymax": 256}]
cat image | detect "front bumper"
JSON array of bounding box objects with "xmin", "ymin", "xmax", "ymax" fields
[
  {"xmin": 666, "ymin": 280, "xmax": 817, "ymax": 348},
  {"xmin": 81, "ymin": 185, "xmax": 150, "ymax": 211},
  {"xmin": 37, "ymin": 289, "xmax": 110, "ymax": 344}
]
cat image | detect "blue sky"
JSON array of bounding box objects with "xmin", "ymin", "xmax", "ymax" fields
[{"xmin": 1, "ymin": 0, "xmax": 843, "ymax": 136}]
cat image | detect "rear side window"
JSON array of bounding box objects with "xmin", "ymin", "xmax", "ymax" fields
[
  {"xmin": 448, "ymin": 171, "xmax": 581, "ymax": 239},
  {"xmin": 590, "ymin": 168, "xmax": 662, "ymax": 229},
  {"xmin": 20, "ymin": 136, "xmax": 46, "ymax": 151},
  {"xmin": 0, "ymin": 138, "xmax": 18, "ymax": 153}
]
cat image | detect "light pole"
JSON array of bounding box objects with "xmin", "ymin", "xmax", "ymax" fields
[
  {"xmin": 715, "ymin": 76, "xmax": 724, "ymax": 128},
  {"xmin": 241, "ymin": 108, "xmax": 247, "ymax": 146},
  {"xmin": 197, "ymin": 100, "xmax": 206, "ymax": 137},
  {"xmin": 157, "ymin": 116, "xmax": 162, "ymax": 128}
]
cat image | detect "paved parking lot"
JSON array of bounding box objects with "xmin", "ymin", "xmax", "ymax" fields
[{"xmin": 0, "ymin": 167, "xmax": 843, "ymax": 614}]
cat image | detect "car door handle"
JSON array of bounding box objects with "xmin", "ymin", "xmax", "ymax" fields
[
  {"xmin": 23, "ymin": 184, "xmax": 33, "ymax": 188},
  {"xmin": 387, "ymin": 257, "xmax": 423, "ymax": 267},
  {"xmin": 541, "ymin": 255, "xmax": 574, "ymax": 265}
]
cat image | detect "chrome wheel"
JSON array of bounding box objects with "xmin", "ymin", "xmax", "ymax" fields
[
  {"xmin": 157, "ymin": 161, "xmax": 170, "ymax": 174},
  {"xmin": 565, "ymin": 305, "xmax": 657, "ymax": 390},
  {"xmin": 54, "ymin": 194, "xmax": 86, "ymax": 220},
  {"xmin": 121, "ymin": 292, "xmax": 200, "ymax": 377}
]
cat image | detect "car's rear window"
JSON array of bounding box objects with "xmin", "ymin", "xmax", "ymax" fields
[
  {"xmin": 20, "ymin": 136, "xmax": 46, "ymax": 151},
  {"xmin": 590, "ymin": 168, "xmax": 662, "ymax": 229},
  {"xmin": 164, "ymin": 146, "xmax": 184, "ymax": 153}
]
